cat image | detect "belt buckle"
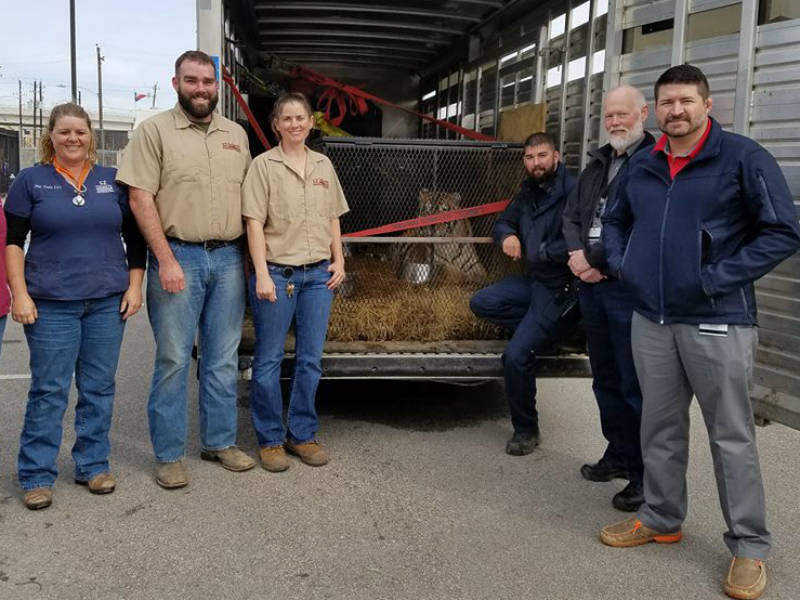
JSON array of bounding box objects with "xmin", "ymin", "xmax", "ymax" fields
[{"xmin": 204, "ymin": 240, "xmax": 224, "ymax": 251}]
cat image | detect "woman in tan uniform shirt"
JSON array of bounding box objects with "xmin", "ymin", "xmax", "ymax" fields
[{"xmin": 242, "ymin": 93, "xmax": 348, "ymax": 472}]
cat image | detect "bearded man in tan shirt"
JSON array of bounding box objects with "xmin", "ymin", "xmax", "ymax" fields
[{"xmin": 117, "ymin": 50, "xmax": 256, "ymax": 488}]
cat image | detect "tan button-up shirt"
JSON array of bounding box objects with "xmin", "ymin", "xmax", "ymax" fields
[
  {"xmin": 116, "ymin": 104, "xmax": 251, "ymax": 242},
  {"xmin": 242, "ymin": 146, "xmax": 349, "ymax": 265}
]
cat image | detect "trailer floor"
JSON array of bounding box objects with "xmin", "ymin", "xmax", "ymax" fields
[{"xmin": 0, "ymin": 315, "xmax": 798, "ymax": 600}]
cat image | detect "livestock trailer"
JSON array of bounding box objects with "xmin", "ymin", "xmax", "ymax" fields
[{"xmin": 198, "ymin": 0, "xmax": 800, "ymax": 430}]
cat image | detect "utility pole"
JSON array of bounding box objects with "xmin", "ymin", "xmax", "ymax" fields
[
  {"xmin": 18, "ymin": 80, "xmax": 23, "ymax": 150},
  {"xmin": 39, "ymin": 81, "xmax": 43, "ymax": 141},
  {"xmin": 151, "ymin": 82, "xmax": 159, "ymax": 109},
  {"xmin": 32, "ymin": 81, "xmax": 37, "ymax": 149},
  {"xmin": 70, "ymin": 0, "xmax": 77, "ymax": 103},
  {"xmin": 96, "ymin": 45, "xmax": 105, "ymax": 158}
]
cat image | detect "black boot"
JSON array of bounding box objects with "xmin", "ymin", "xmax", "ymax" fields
[{"xmin": 612, "ymin": 481, "xmax": 644, "ymax": 512}]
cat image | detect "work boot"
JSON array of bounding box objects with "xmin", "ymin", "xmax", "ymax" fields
[
  {"xmin": 155, "ymin": 461, "xmax": 189, "ymax": 489},
  {"xmin": 23, "ymin": 487, "xmax": 53, "ymax": 510},
  {"xmin": 259, "ymin": 445, "xmax": 290, "ymax": 472},
  {"xmin": 580, "ymin": 458, "xmax": 629, "ymax": 482},
  {"xmin": 600, "ymin": 516, "xmax": 682, "ymax": 547},
  {"xmin": 505, "ymin": 429, "xmax": 540, "ymax": 456},
  {"xmin": 612, "ymin": 481, "xmax": 644, "ymax": 512},
  {"xmin": 285, "ymin": 440, "xmax": 329, "ymax": 466},
  {"xmin": 75, "ymin": 472, "xmax": 116, "ymax": 494},
  {"xmin": 724, "ymin": 557, "xmax": 766, "ymax": 600},
  {"xmin": 200, "ymin": 446, "xmax": 256, "ymax": 472}
]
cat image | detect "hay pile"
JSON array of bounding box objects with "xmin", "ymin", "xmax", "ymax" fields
[{"xmin": 327, "ymin": 255, "xmax": 501, "ymax": 342}]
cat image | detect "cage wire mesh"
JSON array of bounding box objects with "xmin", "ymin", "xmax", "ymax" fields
[{"xmin": 241, "ymin": 137, "xmax": 528, "ymax": 349}]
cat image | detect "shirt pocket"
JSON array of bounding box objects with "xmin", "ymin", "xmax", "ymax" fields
[{"xmin": 269, "ymin": 175, "xmax": 303, "ymax": 221}]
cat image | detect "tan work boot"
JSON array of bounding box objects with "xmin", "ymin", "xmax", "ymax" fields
[
  {"xmin": 259, "ymin": 446, "xmax": 290, "ymax": 472},
  {"xmin": 600, "ymin": 516, "xmax": 683, "ymax": 547},
  {"xmin": 285, "ymin": 440, "xmax": 329, "ymax": 466},
  {"xmin": 155, "ymin": 461, "xmax": 189, "ymax": 489},
  {"xmin": 724, "ymin": 557, "xmax": 766, "ymax": 600},
  {"xmin": 200, "ymin": 446, "xmax": 256, "ymax": 472},
  {"xmin": 75, "ymin": 472, "xmax": 116, "ymax": 494},
  {"xmin": 23, "ymin": 487, "xmax": 53, "ymax": 510}
]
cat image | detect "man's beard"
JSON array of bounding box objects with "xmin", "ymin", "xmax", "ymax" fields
[
  {"xmin": 178, "ymin": 88, "xmax": 218, "ymax": 120},
  {"xmin": 530, "ymin": 163, "xmax": 557, "ymax": 183},
  {"xmin": 608, "ymin": 120, "xmax": 644, "ymax": 152}
]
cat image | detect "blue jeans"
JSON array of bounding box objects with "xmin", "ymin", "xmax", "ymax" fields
[
  {"xmin": 579, "ymin": 279, "xmax": 643, "ymax": 483},
  {"xmin": 146, "ymin": 241, "xmax": 245, "ymax": 462},
  {"xmin": 249, "ymin": 261, "xmax": 333, "ymax": 447},
  {"xmin": 0, "ymin": 315, "xmax": 6, "ymax": 358},
  {"xmin": 470, "ymin": 275, "xmax": 579, "ymax": 434},
  {"xmin": 18, "ymin": 294, "xmax": 125, "ymax": 490}
]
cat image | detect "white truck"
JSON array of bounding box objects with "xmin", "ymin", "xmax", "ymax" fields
[{"xmin": 198, "ymin": 0, "xmax": 800, "ymax": 431}]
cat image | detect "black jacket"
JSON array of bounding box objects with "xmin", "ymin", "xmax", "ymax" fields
[
  {"xmin": 492, "ymin": 162, "xmax": 577, "ymax": 287},
  {"xmin": 562, "ymin": 132, "xmax": 655, "ymax": 269}
]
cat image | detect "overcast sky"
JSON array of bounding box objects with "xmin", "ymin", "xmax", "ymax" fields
[{"xmin": 0, "ymin": 0, "xmax": 196, "ymax": 117}]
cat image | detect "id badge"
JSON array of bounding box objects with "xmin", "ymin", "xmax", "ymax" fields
[{"xmin": 699, "ymin": 323, "xmax": 728, "ymax": 337}]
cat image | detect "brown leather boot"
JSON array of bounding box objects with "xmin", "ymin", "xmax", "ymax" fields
[
  {"xmin": 724, "ymin": 557, "xmax": 766, "ymax": 600},
  {"xmin": 284, "ymin": 440, "xmax": 329, "ymax": 466},
  {"xmin": 259, "ymin": 446, "xmax": 290, "ymax": 472},
  {"xmin": 76, "ymin": 472, "xmax": 116, "ymax": 494},
  {"xmin": 23, "ymin": 487, "xmax": 53, "ymax": 510}
]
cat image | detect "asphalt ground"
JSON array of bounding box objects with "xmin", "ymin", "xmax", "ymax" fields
[{"xmin": 0, "ymin": 313, "xmax": 798, "ymax": 600}]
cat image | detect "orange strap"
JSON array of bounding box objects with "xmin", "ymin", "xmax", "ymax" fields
[{"xmin": 53, "ymin": 158, "xmax": 91, "ymax": 194}]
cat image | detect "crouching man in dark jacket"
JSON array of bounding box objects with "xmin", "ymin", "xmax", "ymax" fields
[
  {"xmin": 599, "ymin": 65, "xmax": 800, "ymax": 600},
  {"xmin": 470, "ymin": 132, "xmax": 577, "ymax": 456},
  {"xmin": 562, "ymin": 86, "xmax": 654, "ymax": 512}
]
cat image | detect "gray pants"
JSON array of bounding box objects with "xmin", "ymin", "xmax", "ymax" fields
[{"xmin": 631, "ymin": 312, "xmax": 771, "ymax": 559}]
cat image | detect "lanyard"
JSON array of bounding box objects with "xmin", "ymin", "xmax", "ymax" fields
[{"xmin": 53, "ymin": 159, "xmax": 91, "ymax": 205}]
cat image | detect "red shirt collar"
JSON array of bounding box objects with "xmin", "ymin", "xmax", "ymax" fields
[{"xmin": 652, "ymin": 118, "xmax": 711, "ymax": 158}]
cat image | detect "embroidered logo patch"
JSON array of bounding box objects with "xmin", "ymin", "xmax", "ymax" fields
[
  {"xmin": 95, "ymin": 184, "xmax": 115, "ymax": 194},
  {"xmin": 312, "ymin": 178, "xmax": 329, "ymax": 189},
  {"xmin": 222, "ymin": 142, "xmax": 241, "ymax": 152}
]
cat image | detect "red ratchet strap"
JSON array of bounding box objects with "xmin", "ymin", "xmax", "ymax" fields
[
  {"xmin": 221, "ymin": 67, "xmax": 271, "ymax": 151},
  {"xmin": 290, "ymin": 65, "xmax": 496, "ymax": 142},
  {"xmin": 343, "ymin": 199, "xmax": 511, "ymax": 238}
]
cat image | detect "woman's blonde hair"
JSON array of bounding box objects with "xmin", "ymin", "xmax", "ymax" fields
[
  {"xmin": 271, "ymin": 93, "xmax": 314, "ymax": 141},
  {"xmin": 39, "ymin": 103, "xmax": 97, "ymax": 164}
]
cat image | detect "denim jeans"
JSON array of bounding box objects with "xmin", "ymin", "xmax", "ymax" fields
[
  {"xmin": 0, "ymin": 315, "xmax": 6, "ymax": 359},
  {"xmin": 146, "ymin": 241, "xmax": 245, "ymax": 462},
  {"xmin": 18, "ymin": 294, "xmax": 125, "ymax": 490},
  {"xmin": 579, "ymin": 279, "xmax": 643, "ymax": 483},
  {"xmin": 470, "ymin": 275, "xmax": 579, "ymax": 434},
  {"xmin": 249, "ymin": 261, "xmax": 333, "ymax": 447}
]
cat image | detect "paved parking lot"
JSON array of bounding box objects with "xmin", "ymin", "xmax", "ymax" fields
[{"xmin": 0, "ymin": 313, "xmax": 798, "ymax": 600}]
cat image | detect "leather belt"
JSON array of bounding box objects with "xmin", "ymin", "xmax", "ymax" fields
[
  {"xmin": 167, "ymin": 236, "xmax": 241, "ymax": 251},
  {"xmin": 268, "ymin": 259, "xmax": 327, "ymax": 277}
]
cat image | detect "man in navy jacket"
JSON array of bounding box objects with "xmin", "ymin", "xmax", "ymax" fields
[
  {"xmin": 599, "ymin": 65, "xmax": 800, "ymax": 600},
  {"xmin": 470, "ymin": 132, "xmax": 577, "ymax": 456},
  {"xmin": 562, "ymin": 86, "xmax": 655, "ymax": 513}
]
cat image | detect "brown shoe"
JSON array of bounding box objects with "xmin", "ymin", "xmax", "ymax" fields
[
  {"xmin": 285, "ymin": 439, "xmax": 329, "ymax": 466},
  {"xmin": 200, "ymin": 446, "xmax": 256, "ymax": 472},
  {"xmin": 155, "ymin": 461, "xmax": 189, "ymax": 489},
  {"xmin": 600, "ymin": 516, "xmax": 683, "ymax": 547},
  {"xmin": 259, "ymin": 446, "xmax": 290, "ymax": 472},
  {"xmin": 724, "ymin": 557, "xmax": 766, "ymax": 600},
  {"xmin": 75, "ymin": 472, "xmax": 116, "ymax": 494},
  {"xmin": 23, "ymin": 487, "xmax": 53, "ymax": 510}
]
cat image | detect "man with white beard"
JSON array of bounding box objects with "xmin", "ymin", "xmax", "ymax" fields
[{"xmin": 562, "ymin": 86, "xmax": 654, "ymax": 511}]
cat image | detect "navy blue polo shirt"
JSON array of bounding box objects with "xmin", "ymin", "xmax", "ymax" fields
[{"xmin": 5, "ymin": 163, "xmax": 131, "ymax": 301}]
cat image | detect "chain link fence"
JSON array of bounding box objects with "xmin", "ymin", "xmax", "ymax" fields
[{"xmin": 242, "ymin": 137, "xmax": 528, "ymax": 351}]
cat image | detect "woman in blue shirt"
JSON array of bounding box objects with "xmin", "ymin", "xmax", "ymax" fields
[{"xmin": 4, "ymin": 103, "xmax": 146, "ymax": 510}]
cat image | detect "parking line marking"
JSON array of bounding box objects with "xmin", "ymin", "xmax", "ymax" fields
[{"xmin": 0, "ymin": 374, "xmax": 31, "ymax": 380}]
